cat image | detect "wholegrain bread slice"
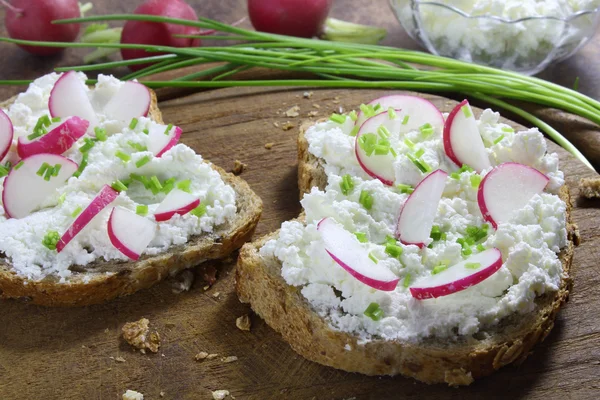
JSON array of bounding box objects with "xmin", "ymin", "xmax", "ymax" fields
[
  {"xmin": 236, "ymin": 118, "xmax": 577, "ymax": 386},
  {"xmin": 0, "ymin": 91, "xmax": 263, "ymax": 306}
]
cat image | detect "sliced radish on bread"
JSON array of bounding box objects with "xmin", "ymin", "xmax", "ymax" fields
[
  {"xmin": 2, "ymin": 153, "xmax": 78, "ymax": 219},
  {"xmin": 147, "ymin": 124, "xmax": 182, "ymax": 157},
  {"xmin": 318, "ymin": 217, "xmax": 399, "ymax": 291},
  {"xmin": 49, "ymin": 71, "xmax": 99, "ymax": 128},
  {"xmin": 478, "ymin": 162, "xmax": 549, "ymax": 229},
  {"xmin": 443, "ymin": 100, "xmax": 491, "ymax": 172},
  {"xmin": 396, "ymin": 169, "xmax": 448, "ymax": 247},
  {"xmin": 154, "ymin": 188, "xmax": 200, "ymax": 222},
  {"xmin": 108, "ymin": 206, "xmax": 156, "ymax": 260},
  {"xmin": 0, "ymin": 108, "xmax": 13, "ymax": 162},
  {"xmin": 103, "ymin": 81, "xmax": 151, "ymax": 121},
  {"xmin": 56, "ymin": 185, "xmax": 119, "ymax": 252},
  {"xmin": 355, "ymin": 112, "xmax": 398, "ymax": 186},
  {"xmin": 17, "ymin": 116, "xmax": 89, "ymax": 158},
  {"xmin": 409, "ymin": 248, "xmax": 503, "ymax": 299}
]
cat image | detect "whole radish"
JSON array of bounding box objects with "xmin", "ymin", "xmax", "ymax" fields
[
  {"xmin": 247, "ymin": 0, "xmax": 333, "ymax": 38},
  {"xmin": 120, "ymin": 0, "xmax": 201, "ymax": 71},
  {"xmin": 3, "ymin": 0, "xmax": 83, "ymax": 56}
]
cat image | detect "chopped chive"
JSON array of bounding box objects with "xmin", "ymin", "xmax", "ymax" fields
[
  {"xmin": 358, "ymin": 132, "xmax": 378, "ymax": 156},
  {"xmin": 79, "ymin": 138, "xmax": 96, "ymax": 153},
  {"xmin": 27, "ymin": 131, "xmax": 42, "ymax": 141},
  {"xmin": 340, "ymin": 174, "xmax": 354, "ymax": 195},
  {"xmin": 359, "ymin": 103, "xmax": 375, "ymax": 118},
  {"xmin": 41, "ymin": 230, "xmax": 60, "ymax": 251},
  {"xmin": 402, "ymin": 115, "xmax": 409, "ymax": 125},
  {"xmin": 501, "ymin": 126, "xmax": 514, "ymax": 133},
  {"xmin": 162, "ymin": 177, "xmax": 176, "ymax": 194},
  {"xmin": 51, "ymin": 164, "xmax": 61, "ymax": 177},
  {"xmin": 461, "ymin": 105, "xmax": 472, "ymax": 118},
  {"xmin": 51, "ymin": 117, "xmax": 61, "ymax": 123},
  {"xmin": 94, "ymin": 127, "xmax": 107, "ymax": 141},
  {"xmin": 493, "ymin": 134, "xmax": 505, "ymax": 145},
  {"xmin": 403, "ymin": 138, "xmax": 415, "ymax": 149},
  {"xmin": 430, "ymin": 225, "xmax": 443, "ymax": 241},
  {"xmin": 191, "ymin": 203, "xmax": 207, "ymax": 218},
  {"xmin": 406, "ymin": 153, "xmax": 431, "ymax": 173},
  {"xmin": 373, "ymin": 103, "xmax": 382, "ymax": 112},
  {"xmin": 329, "ymin": 113, "xmax": 346, "ymax": 124},
  {"xmin": 36, "ymin": 162, "xmax": 50, "ymax": 177},
  {"xmin": 129, "ymin": 118, "xmax": 138, "ymax": 129},
  {"xmin": 135, "ymin": 155, "xmax": 152, "ymax": 168},
  {"xmin": 73, "ymin": 154, "xmax": 88, "ymax": 178},
  {"xmin": 350, "ymin": 125, "xmax": 359, "ymax": 136},
  {"xmin": 573, "ymin": 76, "xmax": 580, "ymax": 91},
  {"xmin": 143, "ymin": 128, "xmax": 149, "ymax": 135},
  {"xmin": 150, "ymin": 176, "xmax": 163, "ymax": 193},
  {"xmin": 385, "ymin": 235, "xmax": 397, "ymax": 245},
  {"xmin": 419, "ymin": 123, "xmax": 432, "ymax": 132},
  {"xmin": 349, "ymin": 110, "xmax": 358, "ymax": 121},
  {"xmin": 476, "ymin": 243, "xmax": 485, "ymax": 252},
  {"xmin": 432, "ymin": 263, "xmax": 448, "ymax": 275},
  {"xmin": 385, "ymin": 243, "xmax": 403, "ymax": 258},
  {"xmin": 111, "ymin": 180, "xmax": 128, "ymax": 192},
  {"xmin": 0, "ymin": 165, "xmax": 8, "ymax": 178},
  {"xmin": 396, "ymin": 183, "xmax": 414, "ymax": 194},
  {"xmin": 377, "ymin": 125, "xmax": 390, "ymax": 139},
  {"xmin": 136, "ymin": 204, "xmax": 148, "ymax": 216},
  {"xmin": 470, "ymin": 174, "xmax": 482, "ymax": 188},
  {"xmin": 415, "ymin": 148, "xmax": 425, "ymax": 158},
  {"xmin": 177, "ymin": 179, "xmax": 192, "ymax": 193},
  {"xmin": 390, "ymin": 147, "xmax": 398, "ymax": 157},
  {"xmin": 359, "ymin": 190, "xmax": 373, "ymax": 210},
  {"xmin": 450, "ymin": 172, "xmax": 460, "ymax": 180},
  {"xmin": 368, "ymin": 252, "xmax": 378, "ymax": 264},
  {"xmin": 164, "ymin": 123, "xmax": 173, "ymax": 135},
  {"xmin": 71, "ymin": 206, "xmax": 83, "ymax": 217},
  {"xmin": 14, "ymin": 161, "xmax": 23, "ymax": 170},
  {"xmin": 58, "ymin": 193, "xmax": 67, "ymax": 205},
  {"xmin": 364, "ymin": 302, "xmax": 384, "ymax": 321},
  {"xmin": 459, "ymin": 165, "xmax": 474, "ymax": 173},
  {"xmin": 403, "ymin": 273, "xmax": 411, "ymax": 288},
  {"xmin": 354, "ymin": 232, "xmax": 368, "ymax": 243},
  {"xmin": 387, "ymin": 107, "xmax": 397, "ymax": 119},
  {"xmin": 128, "ymin": 141, "xmax": 148, "ymax": 152},
  {"xmin": 115, "ymin": 150, "xmax": 131, "ymax": 163},
  {"xmin": 374, "ymin": 144, "xmax": 390, "ymax": 155},
  {"xmin": 420, "ymin": 127, "xmax": 435, "ymax": 138},
  {"xmin": 465, "ymin": 262, "xmax": 481, "ymax": 269}
]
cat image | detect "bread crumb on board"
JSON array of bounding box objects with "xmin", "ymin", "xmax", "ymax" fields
[
  {"xmin": 264, "ymin": 142, "xmax": 274, "ymax": 150},
  {"xmin": 221, "ymin": 355, "xmax": 238, "ymax": 363},
  {"xmin": 236, "ymin": 315, "xmax": 251, "ymax": 331},
  {"xmin": 122, "ymin": 318, "xmax": 161, "ymax": 353},
  {"xmin": 212, "ymin": 390, "xmax": 230, "ymax": 400},
  {"xmin": 579, "ymin": 177, "xmax": 600, "ymax": 198},
  {"xmin": 232, "ymin": 160, "xmax": 247, "ymax": 175},
  {"xmin": 111, "ymin": 356, "xmax": 126, "ymax": 363},
  {"xmin": 122, "ymin": 389, "xmax": 144, "ymax": 400},
  {"xmin": 303, "ymin": 91, "xmax": 313, "ymax": 99},
  {"xmin": 171, "ymin": 269, "xmax": 195, "ymax": 294},
  {"xmin": 195, "ymin": 352, "xmax": 219, "ymax": 361},
  {"xmin": 285, "ymin": 105, "xmax": 300, "ymax": 117},
  {"xmin": 282, "ymin": 121, "xmax": 295, "ymax": 131}
]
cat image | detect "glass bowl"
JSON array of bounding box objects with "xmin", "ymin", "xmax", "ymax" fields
[{"xmin": 389, "ymin": 0, "xmax": 600, "ymax": 75}]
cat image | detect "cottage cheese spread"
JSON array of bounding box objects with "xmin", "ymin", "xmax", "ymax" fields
[
  {"xmin": 260, "ymin": 104, "xmax": 568, "ymax": 342},
  {"xmin": 0, "ymin": 73, "xmax": 237, "ymax": 281}
]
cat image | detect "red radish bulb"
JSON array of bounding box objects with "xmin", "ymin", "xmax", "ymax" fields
[
  {"xmin": 3, "ymin": 0, "xmax": 82, "ymax": 56},
  {"xmin": 17, "ymin": 116, "xmax": 88, "ymax": 158},
  {"xmin": 0, "ymin": 109, "xmax": 14, "ymax": 162},
  {"xmin": 248, "ymin": 0, "xmax": 333, "ymax": 38},
  {"xmin": 120, "ymin": 0, "xmax": 200, "ymax": 71}
]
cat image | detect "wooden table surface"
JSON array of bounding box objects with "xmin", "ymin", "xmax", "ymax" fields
[{"xmin": 1, "ymin": 1, "xmax": 600, "ymax": 400}]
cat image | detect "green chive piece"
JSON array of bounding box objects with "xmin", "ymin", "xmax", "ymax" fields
[
  {"xmin": 457, "ymin": 237, "xmax": 473, "ymax": 257},
  {"xmin": 373, "ymin": 103, "xmax": 382, "ymax": 112},
  {"xmin": 111, "ymin": 180, "xmax": 128, "ymax": 192},
  {"xmin": 402, "ymin": 115, "xmax": 409, "ymax": 125},
  {"xmin": 71, "ymin": 206, "xmax": 83, "ymax": 217},
  {"xmin": 360, "ymin": 103, "xmax": 375, "ymax": 118},
  {"xmin": 377, "ymin": 125, "xmax": 390, "ymax": 139},
  {"xmin": 390, "ymin": 147, "xmax": 398, "ymax": 157},
  {"xmin": 150, "ymin": 176, "xmax": 163, "ymax": 194},
  {"xmin": 450, "ymin": 172, "xmax": 460, "ymax": 180},
  {"xmin": 493, "ymin": 134, "xmax": 505, "ymax": 145},
  {"xmin": 44, "ymin": 166, "xmax": 54, "ymax": 180},
  {"xmin": 388, "ymin": 107, "xmax": 397, "ymax": 119},
  {"xmin": 51, "ymin": 164, "xmax": 61, "ymax": 177},
  {"xmin": 385, "ymin": 235, "xmax": 397, "ymax": 245},
  {"xmin": 79, "ymin": 138, "xmax": 96, "ymax": 153},
  {"xmin": 396, "ymin": 183, "xmax": 414, "ymax": 194},
  {"xmin": 51, "ymin": 117, "xmax": 61, "ymax": 123},
  {"xmin": 465, "ymin": 262, "xmax": 481, "ymax": 269},
  {"xmin": 430, "ymin": 225, "xmax": 443, "ymax": 241},
  {"xmin": 354, "ymin": 232, "xmax": 368, "ymax": 243},
  {"xmin": 340, "ymin": 174, "xmax": 354, "ymax": 195},
  {"xmin": 349, "ymin": 110, "xmax": 358, "ymax": 122},
  {"xmin": 164, "ymin": 123, "xmax": 173, "ymax": 135},
  {"xmin": 501, "ymin": 126, "xmax": 514, "ymax": 133},
  {"xmin": 73, "ymin": 154, "xmax": 88, "ymax": 178},
  {"xmin": 385, "ymin": 243, "xmax": 403, "ymax": 258},
  {"xmin": 115, "ymin": 150, "xmax": 131, "ymax": 163},
  {"xmin": 433, "ymin": 263, "xmax": 448, "ymax": 275},
  {"xmin": 135, "ymin": 155, "xmax": 152, "ymax": 168},
  {"xmin": 374, "ymin": 144, "xmax": 390, "ymax": 155},
  {"xmin": 364, "ymin": 302, "xmax": 384, "ymax": 321},
  {"xmin": 162, "ymin": 177, "xmax": 176, "ymax": 194},
  {"xmin": 403, "ymin": 273, "xmax": 411, "ymax": 288},
  {"xmin": 128, "ymin": 141, "xmax": 148, "ymax": 152},
  {"xmin": 41, "ymin": 230, "xmax": 61, "ymax": 251},
  {"xmin": 470, "ymin": 174, "xmax": 482, "ymax": 188},
  {"xmin": 58, "ymin": 193, "xmax": 67, "ymax": 205},
  {"xmin": 358, "ymin": 132, "xmax": 378, "ymax": 156},
  {"xmin": 476, "ymin": 243, "xmax": 486, "ymax": 252},
  {"xmin": 329, "ymin": 113, "xmax": 346, "ymax": 124},
  {"xmin": 143, "ymin": 128, "xmax": 149, "ymax": 135},
  {"xmin": 129, "ymin": 118, "xmax": 138, "ymax": 129},
  {"xmin": 406, "ymin": 153, "xmax": 431, "ymax": 173},
  {"xmin": 0, "ymin": 165, "xmax": 8, "ymax": 178},
  {"xmin": 349, "ymin": 125, "xmax": 360, "ymax": 137},
  {"xmin": 461, "ymin": 104, "xmax": 472, "ymax": 118},
  {"xmin": 368, "ymin": 252, "xmax": 378, "ymax": 264},
  {"xmin": 419, "ymin": 123, "xmax": 432, "ymax": 133},
  {"xmin": 136, "ymin": 204, "xmax": 148, "ymax": 216},
  {"xmin": 359, "ymin": 190, "xmax": 373, "ymax": 210},
  {"xmin": 403, "ymin": 138, "xmax": 415, "ymax": 149},
  {"xmin": 573, "ymin": 76, "xmax": 580, "ymax": 91},
  {"xmin": 36, "ymin": 162, "xmax": 50, "ymax": 177},
  {"xmin": 94, "ymin": 127, "xmax": 107, "ymax": 141},
  {"xmin": 459, "ymin": 165, "xmax": 474, "ymax": 173},
  {"xmin": 191, "ymin": 203, "xmax": 207, "ymax": 218},
  {"xmin": 415, "ymin": 148, "xmax": 425, "ymax": 158},
  {"xmin": 177, "ymin": 179, "xmax": 192, "ymax": 193}
]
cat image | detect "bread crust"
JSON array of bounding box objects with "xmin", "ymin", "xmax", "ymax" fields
[
  {"xmin": 237, "ymin": 115, "xmax": 577, "ymax": 385},
  {"xmin": 0, "ymin": 90, "xmax": 263, "ymax": 306}
]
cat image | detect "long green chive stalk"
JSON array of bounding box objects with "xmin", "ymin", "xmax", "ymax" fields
[{"xmin": 0, "ymin": 14, "xmax": 598, "ymax": 169}]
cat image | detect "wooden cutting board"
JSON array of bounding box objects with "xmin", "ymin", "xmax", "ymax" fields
[{"xmin": 0, "ymin": 87, "xmax": 598, "ymax": 400}]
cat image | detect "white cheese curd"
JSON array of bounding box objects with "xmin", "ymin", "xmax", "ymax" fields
[
  {"xmin": 260, "ymin": 105, "xmax": 568, "ymax": 342},
  {"xmin": 0, "ymin": 74, "xmax": 237, "ymax": 281}
]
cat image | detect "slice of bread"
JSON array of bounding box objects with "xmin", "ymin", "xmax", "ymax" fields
[
  {"xmin": 0, "ymin": 91, "xmax": 263, "ymax": 306},
  {"xmin": 236, "ymin": 119, "xmax": 578, "ymax": 385}
]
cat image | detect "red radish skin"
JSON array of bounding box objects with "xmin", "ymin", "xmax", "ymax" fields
[
  {"xmin": 318, "ymin": 217, "xmax": 400, "ymax": 291},
  {"xmin": 154, "ymin": 188, "xmax": 200, "ymax": 222},
  {"xmin": 248, "ymin": 0, "xmax": 333, "ymax": 38},
  {"xmin": 409, "ymin": 248, "xmax": 503, "ymax": 299},
  {"xmin": 477, "ymin": 162, "xmax": 549, "ymax": 229},
  {"xmin": 4, "ymin": 0, "xmax": 81, "ymax": 56},
  {"xmin": 155, "ymin": 126, "xmax": 182, "ymax": 157},
  {"xmin": 17, "ymin": 116, "xmax": 88, "ymax": 158},
  {"xmin": 146, "ymin": 124, "xmax": 182, "ymax": 157},
  {"xmin": 442, "ymin": 99, "xmax": 467, "ymax": 167},
  {"xmin": 2, "ymin": 153, "xmax": 78, "ymax": 219},
  {"xmin": 0, "ymin": 108, "xmax": 13, "ymax": 162},
  {"xmin": 120, "ymin": 0, "xmax": 200, "ymax": 71},
  {"xmin": 107, "ymin": 207, "xmax": 156, "ymax": 260},
  {"xmin": 103, "ymin": 81, "xmax": 151, "ymax": 121},
  {"xmin": 56, "ymin": 185, "xmax": 119, "ymax": 252},
  {"xmin": 356, "ymin": 95, "xmax": 445, "ymax": 131}
]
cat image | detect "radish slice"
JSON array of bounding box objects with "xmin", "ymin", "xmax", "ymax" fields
[
  {"xmin": 478, "ymin": 162, "xmax": 549, "ymax": 229},
  {"xmin": 355, "ymin": 112, "xmax": 399, "ymax": 186},
  {"xmin": 443, "ymin": 100, "xmax": 491, "ymax": 172},
  {"xmin": 318, "ymin": 217, "xmax": 400, "ymax": 291},
  {"xmin": 356, "ymin": 95, "xmax": 444, "ymax": 133},
  {"xmin": 103, "ymin": 81, "xmax": 151, "ymax": 121},
  {"xmin": 396, "ymin": 169, "xmax": 448, "ymax": 247},
  {"xmin": 2, "ymin": 154, "xmax": 78, "ymax": 219},
  {"xmin": 56, "ymin": 185, "xmax": 119, "ymax": 253},
  {"xmin": 0, "ymin": 109, "xmax": 13, "ymax": 162},
  {"xmin": 147, "ymin": 124, "xmax": 182, "ymax": 157},
  {"xmin": 409, "ymin": 248, "xmax": 503, "ymax": 299},
  {"xmin": 108, "ymin": 207, "xmax": 156, "ymax": 260},
  {"xmin": 48, "ymin": 71, "xmax": 98, "ymax": 129},
  {"xmin": 154, "ymin": 188, "xmax": 200, "ymax": 222},
  {"xmin": 17, "ymin": 116, "xmax": 89, "ymax": 159}
]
